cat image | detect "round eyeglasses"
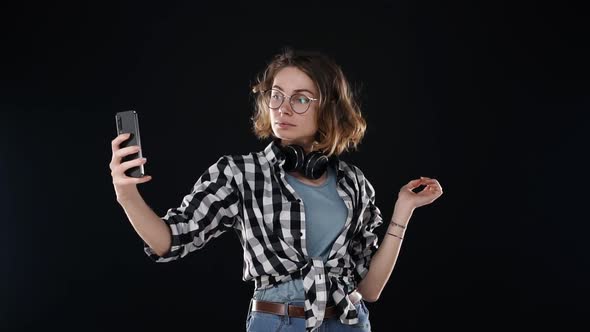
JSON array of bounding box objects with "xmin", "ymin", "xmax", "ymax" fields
[{"xmin": 262, "ymin": 89, "xmax": 318, "ymax": 114}]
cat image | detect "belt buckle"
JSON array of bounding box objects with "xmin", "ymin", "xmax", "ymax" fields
[{"xmin": 283, "ymin": 302, "xmax": 291, "ymax": 324}]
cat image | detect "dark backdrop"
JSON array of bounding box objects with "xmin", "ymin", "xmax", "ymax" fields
[{"xmin": 1, "ymin": 1, "xmax": 588, "ymax": 331}]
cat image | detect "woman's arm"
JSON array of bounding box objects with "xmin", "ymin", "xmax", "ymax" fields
[
  {"xmin": 356, "ymin": 200, "xmax": 414, "ymax": 302},
  {"xmin": 118, "ymin": 191, "xmax": 172, "ymax": 257},
  {"xmin": 357, "ymin": 176, "xmax": 443, "ymax": 302}
]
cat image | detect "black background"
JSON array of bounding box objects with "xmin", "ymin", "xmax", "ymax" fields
[{"xmin": 1, "ymin": 1, "xmax": 588, "ymax": 331}]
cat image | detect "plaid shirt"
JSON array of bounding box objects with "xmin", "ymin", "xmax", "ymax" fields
[{"xmin": 143, "ymin": 138, "xmax": 384, "ymax": 331}]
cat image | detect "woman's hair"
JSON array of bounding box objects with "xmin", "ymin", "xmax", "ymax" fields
[{"xmin": 250, "ymin": 47, "xmax": 367, "ymax": 157}]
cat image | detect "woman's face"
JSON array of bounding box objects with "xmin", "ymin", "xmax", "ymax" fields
[{"xmin": 269, "ymin": 66, "xmax": 319, "ymax": 148}]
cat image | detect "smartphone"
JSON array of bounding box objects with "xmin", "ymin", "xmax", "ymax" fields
[{"xmin": 115, "ymin": 110, "xmax": 145, "ymax": 178}]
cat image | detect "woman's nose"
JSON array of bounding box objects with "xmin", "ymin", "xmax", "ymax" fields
[{"xmin": 279, "ymin": 100, "xmax": 294, "ymax": 114}]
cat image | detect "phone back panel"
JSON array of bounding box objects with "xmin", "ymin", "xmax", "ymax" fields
[{"xmin": 115, "ymin": 110, "xmax": 144, "ymax": 178}]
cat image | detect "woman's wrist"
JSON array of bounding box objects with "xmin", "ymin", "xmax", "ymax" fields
[
  {"xmin": 391, "ymin": 202, "xmax": 414, "ymax": 226},
  {"xmin": 394, "ymin": 199, "xmax": 415, "ymax": 215},
  {"xmin": 386, "ymin": 200, "xmax": 414, "ymax": 240},
  {"xmin": 386, "ymin": 220, "xmax": 406, "ymax": 239}
]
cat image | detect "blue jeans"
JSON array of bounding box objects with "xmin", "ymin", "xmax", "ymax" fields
[{"xmin": 246, "ymin": 299, "xmax": 371, "ymax": 331}]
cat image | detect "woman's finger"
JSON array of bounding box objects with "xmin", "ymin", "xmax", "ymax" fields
[{"xmin": 116, "ymin": 175, "xmax": 152, "ymax": 186}]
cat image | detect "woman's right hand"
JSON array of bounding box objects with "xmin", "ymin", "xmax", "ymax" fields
[{"xmin": 110, "ymin": 133, "xmax": 152, "ymax": 202}]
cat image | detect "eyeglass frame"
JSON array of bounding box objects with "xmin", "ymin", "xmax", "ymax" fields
[{"xmin": 262, "ymin": 89, "xmax": 319, "ymax": 114}]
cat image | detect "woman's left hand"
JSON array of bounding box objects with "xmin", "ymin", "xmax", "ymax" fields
[{"xmin": 397, "ymin": 176, "xmax": 443, "ymax": 209}]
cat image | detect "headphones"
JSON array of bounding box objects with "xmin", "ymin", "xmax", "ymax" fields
[{"xmin": 278, "ymin": 143, "xmax": 330, "ymax": 180}]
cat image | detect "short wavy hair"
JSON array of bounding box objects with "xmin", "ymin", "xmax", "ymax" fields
[{"xmin": 250, "ymin": 48, "xmax": 367, "ymax": 157}]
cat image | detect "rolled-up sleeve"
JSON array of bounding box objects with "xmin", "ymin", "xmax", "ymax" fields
[
  {"xmin": 143, "ymin": 155, "xmax": 241, "ymax": 262},
  {"xmin": 349, "ymin": 173, "xmax": 384, "ymax": 281}
]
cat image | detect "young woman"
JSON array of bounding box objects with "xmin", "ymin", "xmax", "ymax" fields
[{"xmin": 110, "ymin": 48, "xmax": 443, "ymax": 332}]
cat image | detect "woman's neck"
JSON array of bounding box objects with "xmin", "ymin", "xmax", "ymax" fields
[{"xmin": 279, "ymin": 139, "xmax": 315, "ymax": 154}]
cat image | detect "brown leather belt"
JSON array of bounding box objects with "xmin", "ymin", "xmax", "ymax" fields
[{"xmin": 251, "ymin": 290, "xmax": 362, "ymax": 319}]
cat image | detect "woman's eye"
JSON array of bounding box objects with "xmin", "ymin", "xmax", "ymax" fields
[{"xmin": 296, "ymin": 96, "xmax": 310, "ymax": 104}]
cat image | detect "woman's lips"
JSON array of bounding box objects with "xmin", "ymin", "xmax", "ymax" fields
[{"xmin": 276, "ymin": 122, "xmax": 295, "ymax": 128}]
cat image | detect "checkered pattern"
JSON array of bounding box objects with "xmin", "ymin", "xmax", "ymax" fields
[{"xmin": 143, "ymin": 138, "xmax": 384, "ymax": 331}]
